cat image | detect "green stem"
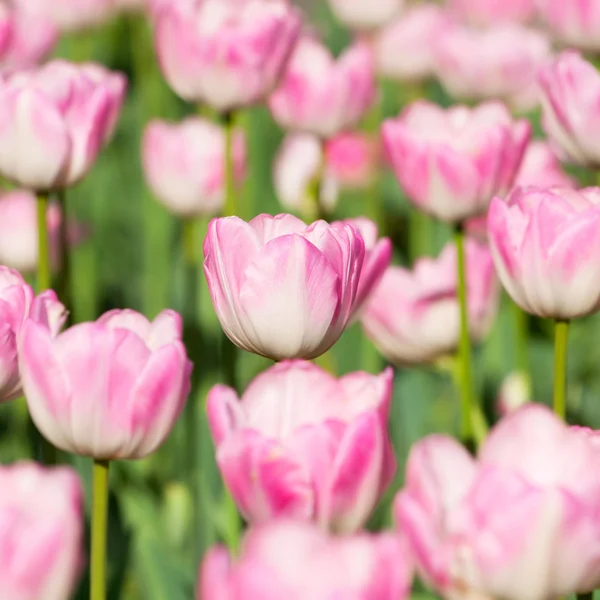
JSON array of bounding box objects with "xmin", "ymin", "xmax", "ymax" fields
[
  {"xmin": 36, "ymin": 193, "xmax": 51, "ymax": 291},
  {"xmin": 455, "ymin": 224, "xmax": 476, "ymax": 444},
  {"xmin": 223, "ymin": 111, "xmax": 237, "ymax": 218},
  {"xmin": 57, "ymin": 190, "xmax": 72, "ymax": 318},
  {"xmin": 91, "ymin": 459, "xmax": 110, "ymax": 600},
  {"xmin": 553, "ymin": 320, "xmax": 569, "ymax": 419},
  {"xmin": 409, "ymin": 207, "xmax": 432, "ymax": 262}
]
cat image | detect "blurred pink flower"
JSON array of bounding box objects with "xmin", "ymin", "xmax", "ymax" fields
[
  {"xmin": 154, "ymin": 0, "xmax": 301, "ymax": 111},
  {"xmin": 12, "ymin": 0, "xmax": 116, "ymax": 31},
  {"xmin": 325, "ymin": 131, "xmax": 379, "ymax": 190},
  {"xmin": 539, "ymin": 51, "xmax": 600, "ymax": 168},
  {"xmin": 536, "ymin": 0, "xmax": 600, "ymax": 51},
  {"xmin": 0, "ymin": 60, "xmax": 126, "ymax": 191},
  {"xmin": 434, "ymin": 23, "xmax": 552, "ymax": 113},
  {"xmin": 142, "ymin": 117, "xmax": 246, "ymax": 217},
  {"xmin": 488, "ymin": 186, "xmax": 600, "ymax": 319},
  {"xmin": 448, "ymin": 0, "xmax": 535, "ymax": 26},
  {"xmin": 374, "ymin": 4, "xmax": 452, "ymax": 82},
  {"xmin": 383, "ymin": 100, "xmax": 530, "ymax": 223},
  {"xmin": 395, "ymin": 404, "xmax": 600, "ymax": 600},
  {"xmin": 497, "ymin": 370, "xmax": 531, "ymax": 415},
  {"xmin": 0, "ymin": 462, "xmax": 83, "ymax": 600},
  {"xmin": 361, "ymin": 239, "xmax": 498, "ymax": 365},
  {"xmin": 199, "ymin": 520, "xmax": 413, "ymax": 599},
  {"xmin": 0, "ymin": 190, "xmax": 87, "ymax": 274},
  {"xmin": 207, "ymin": 360, "xmax": 396, "ymax": 532},
  {"xmin": 326, "ymin": 0, "xmax": 404, "ymax": 31},
  {"xmin": 0, "ymin": 266, "xmax": 65, "ymax": 402},
  {"xmin": 269, "ymin": 36, "xmax": 376, "ymax": 138},
  {"xmin": 203, "ymin": 214, "xmax": 365, "ymax": 360},
  {"xmin": 19, "ymin": 309, "xmax": 192, "ymax": 459}
]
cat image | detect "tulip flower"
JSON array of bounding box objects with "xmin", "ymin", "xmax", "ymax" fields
[
  {"xmin": 269, "ymin": 36, "xmax": 376, "ymax": 139},
  {"xmin": 0, "ymin": 190, "xmax": 86, "ymax": 274},
  {"xmin": 326, "ymin": 0, "xmax": 403, "ymax": 31},
  {"xmin": 497, "ymin": 370, "xmax": 531, "ymax": 415},
  {"xmin": 0, "ymin": 60, "xmax": 126, "ymax": 192},
  {"xmin": 199, "ymin": 520, "xmax": 413, "ymax": 600},
  {"xmin": 153, "ymin": 0, "xmax": 301, "ymax": 112},
  {"xmin": 12, "ymin": 0, "xmax": 115, "ymax": 32},
  {"xmin": 374, "ymin": 5, "xmax": 452, "ymax": 83},
  {"xmin": 395, "ymin": 404, "xmax": 600, "ymax": 600},
  {"xmin": 203, "ymin": 214, "xmax": 365, "ymax": 360},
  {"xmin": 343, "ymin": 218, "xmax": 392, "ymax": 318},
  {"xmin": 207, "ymin": 360, "xmax": 395, "ymax": 532},
  {"xmin": 142, "ymin": 117, "xmax": 246, "ymax": 218},
  {"xmin": 539, "ymin": 51, "xmax": 600, "ymax": 168},
  {"xmin": 383, "ymin": 100, "xmax": 530, "ymax": 223},
  {"xmin": 448, "ymin": 0, "xmax": 535, "ymax": 26},
  {"xmin": 361, "ymin": 239, "xmax": 497, "ymax": 366},
  {"xmin": 536, "ymin": 0, "xmax": 600, "ymax": 51},
  {"xmin": 0, "ymin": 462, "xmax": 83, "ymax": 600},
  {"xmin": 325, "ymin": 132, "xmax": 379, "ymax": 190},
  {"xmin": 434, "ymin": 23, "xmax": 551, "ymax": 113},
  {"xmin": 0, "ymin": 266, "xmax": 65, "ymax": 402}
]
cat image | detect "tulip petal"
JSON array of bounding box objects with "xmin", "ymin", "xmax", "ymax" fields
[{"xmin": 207, "ymin": 384, "xmax": 245, "ymax": 445}]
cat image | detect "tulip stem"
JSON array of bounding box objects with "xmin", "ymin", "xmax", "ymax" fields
[
  {"xmin": 455, "ymin": 224, "xmax": 479, "ymax": 446},
  {"xmin": 223, "ymin": 111, "xmax": 236, "ymax": 218},
  {"xmin": 91, "ymin": 459, "xmax": 110, "ymax": 600},
  {"xmin": 409, "ymin": 208, "xmax": 432, "ymax": 262},
  {"xmin": 553, "ymin": 319, "xmax": 569, "ymax": 420},
  {"xmin": 57, "ymin": 190, "xmax": 72, "ymax": 320},
  {"xmin": 36, "ymin": 193, "xmax": 51, "ymax": 291}
]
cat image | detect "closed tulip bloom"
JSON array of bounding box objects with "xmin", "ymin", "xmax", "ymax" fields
[
  {"xmin": 12, "ymin": 0, "xmax": 116, "ymax": 31},
  {"xmin": 488, "ymin": 186, "xmax": 600, "ymax": 319},
  {"xmin": 154, "ymin": 0, "xmax": 301, "ymax": 111},
  {"xmin": 203, "ymin": 214, "xmax": 365, "ymax": 360},
  {"xmin": 200, "ymin": 520, "xmax": 413, "ymax": 600},
  {"xmin": 343, "ymin": 218, "xmax": 392, "ymax": 317},
  {"xmin": 19, "ymin": 309, "xmax": 192, "ymax": 459},
  {"xmin": 269, "ymin": 36, "xmax": 376, "ymax": 139},
  {"xmin": 207, "ymin": 360, "xmax": 396, "ymax": 532},
  {"xmin": 434, "ymin": 24, "xmax": 551, "ymax": 113},
  {"xmin": 326, "ymin": 0, "xmax": 403, "ymax": 31},
  {"xmin": 0, "ymin": 267, "xmax": 65, "ymax": 402},
  {"xmin": 374, "ymin": 5, "xmax": 452, "ymax": 83},
  {"xmin": 449, "ymin": 0, "xmax": 535, "ymax": 26},
  {"xmin": 361, "ymin": 240, "xmax": 497, "ymax": 365},
  {"xmin": 143, "ymin": 117, "xmax": 246, "ymax": 218},
  {"xmin": 325, "ymin": 132, "xmax": 379, "ymax": 190},
  {"xmin": 536, "ymin": 0, "xmax": 600, "ymax": 51},
  {"xmin": 0, "ymin": 190, "xmax": 86, "ymax": 274},
  {"xmin": 395, "ymin": 404, "xmax": 600, "ymax": 600},
  {"xmin": 273, "ymin": 133, "xmax": 339, "ymax": 214},
  {"xmin": 0, "ymin": 60, "xmax": 126, "ymax": 191},
  {"xmin": 383, "ymin": 100, "xmax": 530, "ymax": 223},
  {"xmin": 539, "ymin": 51, "xmax": 600, "ymax": 168},
  {"xmin": 0, "ymin": 462, "xmax": 83, "ymax": 600}
]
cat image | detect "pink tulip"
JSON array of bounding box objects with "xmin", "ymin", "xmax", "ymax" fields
[
  {"xmin": 374, "ymin": 5, "xmax": 452, "ymax": 83},
  {"xmin": 497, "ymin": 370, "xmax": 531, "ymax": 415},
  {"xmin": 326, "ymin": 0, "xmax": 403, "ymax": 31},
  {"xmin": 0, "ymin": 267, "xmax": 65, "ymax": 402},
  {"xmin": 325, "ymin": 132, "xmax": 379, "ymax": 190},
  {"xmin": 343, "ymin": 218, "xmax": 392, "ymax": 318},
  {"xmin": 536, "ymin": 0, "xmax": 600, "ymax": 51},
  {"xmin": 269, "ymin": 36, "xmax": 376, "ymax": 138},
  {"xmin": 0, "ymin": 4, "xmax": 12, "ymax": 54},
  {"xmin": 0, "ymin": 462, "xmax": 83, "ymax": 600},
  {"xmin": 199, "ymin": 519, "xmax": 413, "ymax": 600},
  {"xmin": 207, "ymin": 360, "xmax": 395, "ymax": 532},
  {"xmin": 539, "ymin": 51, "xmax": 600, "ymax": 168},
  {"xmin": 273, "ymin": 133, "xmax": 339, "ymax": 214},
  {"xmin": 434, "ymin": 23, "xmax": 551, "ymax": 113},
  {"xmin": 488, "ymin": 186, "xmax": 600, "ymax": 319},
  {"xmin": 19, "ymin": 308, "xmax": 192, "ymax": 459},
  {"xmin": 143, "ymin": 117, "xmax": 246, "ymax": 218},
  {"xmin": 12, "ymin": 0, "xmax": 116, "ymax": 32},
  {"xmin": 203, "ymin": 214, "xmax": 365, "ymax": 360},
  {"xmin": 154, "ymin": 0, "xmax": 301, "ymax": 111},
  {"xmin": 395, "ymin": 404, "xmax": 600, "ymax": 600},
  {"xmin": 361, "ymin": 240, "xmax": 498, "ymax": 365},
  {"xmin": 383, "ymin": 100, "xmax": 530, "ymax": 223},
  {"xmin": 0, "ymin": 190, "xmax": 87, "ymax": 274},
  {"xmin": 0, "ymin": 60, "xmax": 126, "ymax": 191},
  {"xmin": 448, "ymin": 0, "xmax": 535, "ymax": 26}
]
